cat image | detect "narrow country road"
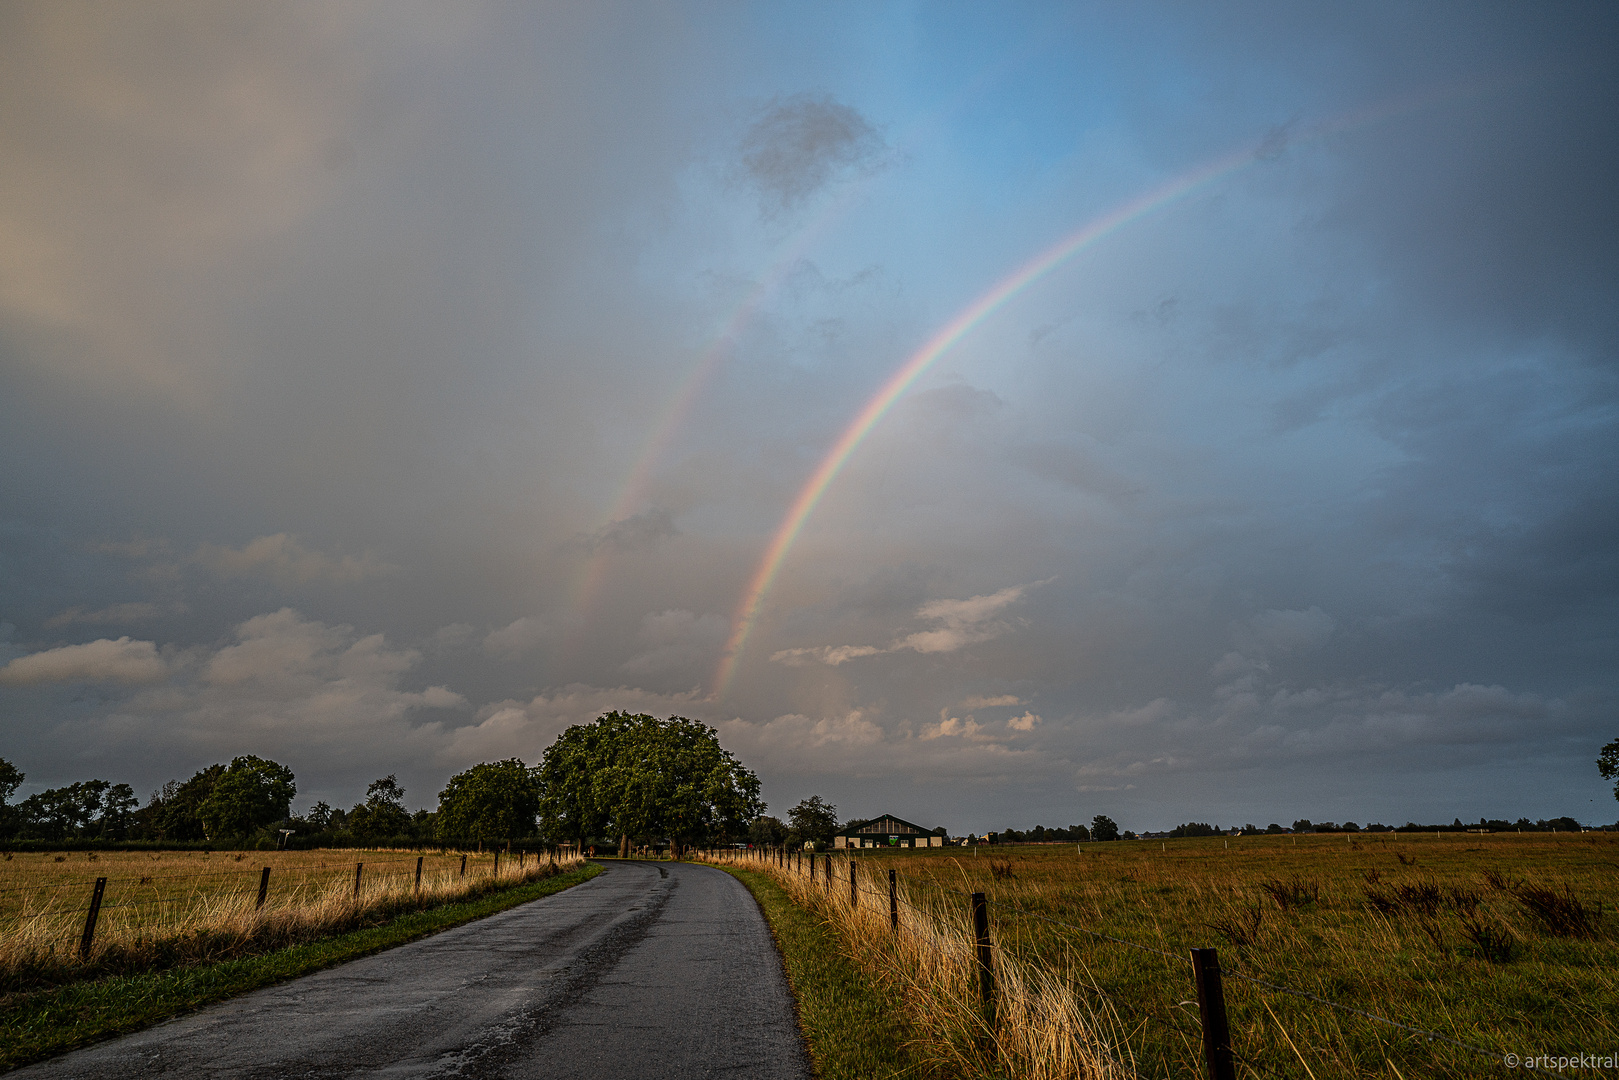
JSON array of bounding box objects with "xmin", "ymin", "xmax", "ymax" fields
[{"xmin": 14, "ymin": 861, "xmax": 811, "ymax": 1080}]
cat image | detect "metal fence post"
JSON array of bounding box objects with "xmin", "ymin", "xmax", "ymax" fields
[
  {"xmin": 889, "ymin": 868, "xmax": 898, "ymax": 931},
  {"xmin": 79, "ymin": 877, "xmax": 107, "ymax": 960},
  {"xmin": 415, "ymin": 856, "xmax": 423, "ymax": 892},
  {"xmin": 1190, "ymin": 948, "xmax": 1237, "ymax": 1080},
  {"xmin": 850, "ymin": 860, "xmax": 857, "ymax": 907},
  {"xmin": 972, "ymin": 892, "xmax": 995, "ymax": 1035},
  {"xmin": 810, "ymin": 852, "xmax": 816, "ymax": 881},
  {"xmin": 824, "ymin": 855, "xmax": 831, "ymax": 893},
  {"xmin": 256, "ymin": 866, "xmax": 271, "ymax": 909},
  {"xmin": 353, "ymin": 862, "xmax": 363, "ymax": 898}
]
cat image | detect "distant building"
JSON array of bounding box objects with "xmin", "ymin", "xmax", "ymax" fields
[{"xmin": 834, "ymin": 813, "xmax": 944, "ymax": 848}]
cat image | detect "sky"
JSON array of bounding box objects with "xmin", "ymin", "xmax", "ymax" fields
[{"xmin": 2, "ymin": 1, "xmax": 1616, "ymax": 834}]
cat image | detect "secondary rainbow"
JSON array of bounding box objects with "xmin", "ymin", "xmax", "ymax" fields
[
  {"xmin": 562, "ymin": 63, "xmax": 1032, "ymax": 635},
  {"xmin": 563, "ymin": 185, "xmax": 869, "ymax": 631},
  {"xmin": 709, "ymin": 145, "xmax": 1258, "ymax": 697}
]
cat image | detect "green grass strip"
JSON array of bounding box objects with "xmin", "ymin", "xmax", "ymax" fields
[
  {"xmin": 0, "ymin": 864, "xmax": 602, "ymax": 1072},
  {"xmin": 722, "ymin": 865, "xmax": 920, "ymax": 1080}
]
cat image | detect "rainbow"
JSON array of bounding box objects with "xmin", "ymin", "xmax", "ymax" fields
[
  {"xmin": 707, "ymin": 144, "xmax": 1268, "ymax": 697},
  {"xmin": 708, "ymin": 78, "xmax": 1496, "ymax": 698}
]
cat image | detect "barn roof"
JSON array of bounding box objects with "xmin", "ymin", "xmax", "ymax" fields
[{"xmin": 840, "ymin": 813, "xmax": 933, "ymax": 836}]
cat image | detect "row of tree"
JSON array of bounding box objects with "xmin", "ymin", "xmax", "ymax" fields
[
  {"xmin": 990, "ymin": 816, "xmax": 1123, "ymax": 843},
  {"xmin": 0, "ymin": 756, "xmax": 296, "ymax": 843},
  {"xmin": 0, "ymin": 712, "xmax": 765, "ymax": 850}
]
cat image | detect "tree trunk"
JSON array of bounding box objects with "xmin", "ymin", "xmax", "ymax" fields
[
  {"xmin": 619, "ymin": 833, "xmax": 629, "ymax": 859},
  {"xmin": 669, "ymin": 837, "xmax": 681, "ymax": 862}
]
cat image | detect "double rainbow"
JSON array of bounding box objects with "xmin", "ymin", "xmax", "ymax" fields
[
  {"xmin": 707, "ymin": 147, "xmax": 1259, "ymax": 696},
  {"xmin": 707, "ymin": 77, "xmax": 1490, "ymax": 698}
]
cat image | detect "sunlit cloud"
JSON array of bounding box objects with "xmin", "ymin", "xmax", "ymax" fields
[
  {"xmin": 0, "ymin": 637, "xmax": 169, "ymax": 686},
  {"xmin": 772, "ymin": 580, "xmax": 1050, "ymax": 665}
]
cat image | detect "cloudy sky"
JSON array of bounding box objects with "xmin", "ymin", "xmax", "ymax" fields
[{"xmin": 3, "ymin": 2, "xmax": 1615, "ymax": 833}]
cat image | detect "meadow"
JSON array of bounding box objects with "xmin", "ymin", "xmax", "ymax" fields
[
  {"xmin": 708, "ymin": 831, "xmax": 1617, "ymax": 1079},
  {"xmin": 0, "ymin": 846, "xmax": 581, "ymax": 992}
]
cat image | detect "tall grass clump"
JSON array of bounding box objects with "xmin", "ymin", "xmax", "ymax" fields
[
  {"xmin": 702, "ymin": 850, "xmax": 1131, "ymax": 1080},
  {"xmin": 0, "ymin": 849, "xmax": 584, "ymax": 993}
]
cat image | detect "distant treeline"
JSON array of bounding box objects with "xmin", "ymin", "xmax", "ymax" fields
[
  {"xmin": 0, "ymin": 753, "xmax": 490, "ymax": 850},
  {"xmin": 988, "ymin": 815, "xmax": 1596, "ymax": 844}
]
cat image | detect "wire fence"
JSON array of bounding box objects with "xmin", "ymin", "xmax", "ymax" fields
[{"xmin": 696, "ymin": 845, "xmax": 1527, "ymax": 1079}]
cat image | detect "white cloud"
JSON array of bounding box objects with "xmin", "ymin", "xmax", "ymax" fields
[
  {"xmin": 0, "ymin": 637, "xmax": 169, "ymax": 686},
  {"xmin": 483, "ymin": 617, "xmax": 551, "ymax": 659},
  {"xmin": 771, "ymin": 644, "xmax": 883, "ymax": 667},
  {"xmin": 923, "ymin": 715, "xmax": 987, "ymax": 740},
  {"xmin": 771, "ymin": 580, "xmax": 1049, "ymax": 666},
  {"xmin": 65, "ymin": 610, "xmax": 471, "ymax": 770},
  {"xmin": 962, "ymin": 694, "xmax": 1022, "ymax": 709},
  {"xmin": 1007, "ymin": 711, "xmax": 1041, "ymax": 732},
  {"xmin": 417, "ymin": 685, "xmax": 468, "ymax": 710},
  {"xmin": 194, "ymin": 534, "xmax": 394, "ymax": 586}
]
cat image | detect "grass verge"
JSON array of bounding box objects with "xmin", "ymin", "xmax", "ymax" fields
[
  {"xmin": 722, "ymin": 865, "xmax": 920, "ymax": 1080},
  {"xmin": 0, "ymin": 863, "xmax": 601, "ymax": 1072}
]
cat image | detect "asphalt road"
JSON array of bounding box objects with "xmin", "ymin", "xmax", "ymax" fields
[{"xmin": 15, "ymin": 861, "xmax": 811, "ymax": 1080}]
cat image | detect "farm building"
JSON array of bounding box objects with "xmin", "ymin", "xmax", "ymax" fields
[{"xmin": 834, "ymin": 813, "xmax": 945, "ymax": 848}]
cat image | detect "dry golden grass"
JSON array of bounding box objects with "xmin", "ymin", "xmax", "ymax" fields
[
  {"xmin": 0, "ymin": 847, "xmax": 583, "ymax": 992},
  {"xmin": 702, "ymin": 847, "xmax": 1133, "ymax": 1080},
  {"xmin": 828, "ymin": 832, "xmax": 1619, "ymax": 1078}
]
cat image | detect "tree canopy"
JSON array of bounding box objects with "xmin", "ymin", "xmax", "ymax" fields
[
  {"xmin": 198, "ymin": 756, "xmax": 296, "ymax": 838},
  {"xmin": 535, "ymin": 712, "xmax": 763, "ymax": 851},
  {"xmin": 437, "ymin": 759, "xmax": 542, "ymax": 842},
  {"xmin": 350, "ymin": 774, "xmax": 412, "ymax": 838},
  {"xmin": 787, "ymin": 795, "xmax": 838, "ymax": 848}
]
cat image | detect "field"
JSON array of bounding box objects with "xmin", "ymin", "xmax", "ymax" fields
[
  {"xmin": 0, "ymin": 847, "xmax": 578, "ymax": 992},
  {"xmin": 711, "ymin": 832, "xmax": 1617, "ymax": 1078}
]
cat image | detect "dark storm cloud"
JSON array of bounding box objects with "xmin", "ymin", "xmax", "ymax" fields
[{"xmin": 739, "ymin": 93, "xmax": 888, "ymax": 214}]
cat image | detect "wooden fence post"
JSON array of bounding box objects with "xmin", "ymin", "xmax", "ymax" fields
[
  {"xmin": 79, "ymin": 877, "xmax": 107, "ymax": 961},
  {"xmin": 889, "ymin": 868, "xmax": 898, "ymax": 931},
  {"xmin": 1190, "ymin": 948, "xmax": 1237, "ymax": 1080},
  {"xmin": 824, "ymin": 855, "xmax": 831, "ymax": 893},
  {"xmin": 850, "ymin": 860, "xmax": 857, "ymax": 907},
  {"xmin": 971, "ymin": 892, "xmax": 995, "ymax": 1034},
  {"xmin": 415, "ymin": 856, "xmax": 423, "ymax": 892},
  {"xmin": 810, "ymin": 852, "xmax": 815, "ymax": 881},
  {"xmin": 353, "ymin": 862, "xmax": 364, "ymax": 897},
  {"xmin": 460, "ymin": 853, "xmax": 467, "ymax": 877},
  {"xmin": 257, "ymin": 866, "xmax": 271, "ymax": 909},
  {"xmin": 494, "ymin": 850, "xmax": 501, "ymax": 878}
]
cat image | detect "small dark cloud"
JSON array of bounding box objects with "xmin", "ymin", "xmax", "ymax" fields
[
  {"xmin": 580, "ymin": 509, "xmax": 678, "ymax": 554},
  {"xmin": 740, "ymin": 93, "xmax": 887, "ymax": 215}
]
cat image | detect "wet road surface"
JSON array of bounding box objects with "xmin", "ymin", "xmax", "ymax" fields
[{"xmin": 15, "ymin": 861, "xmax": 809, "ymax": 1079}]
